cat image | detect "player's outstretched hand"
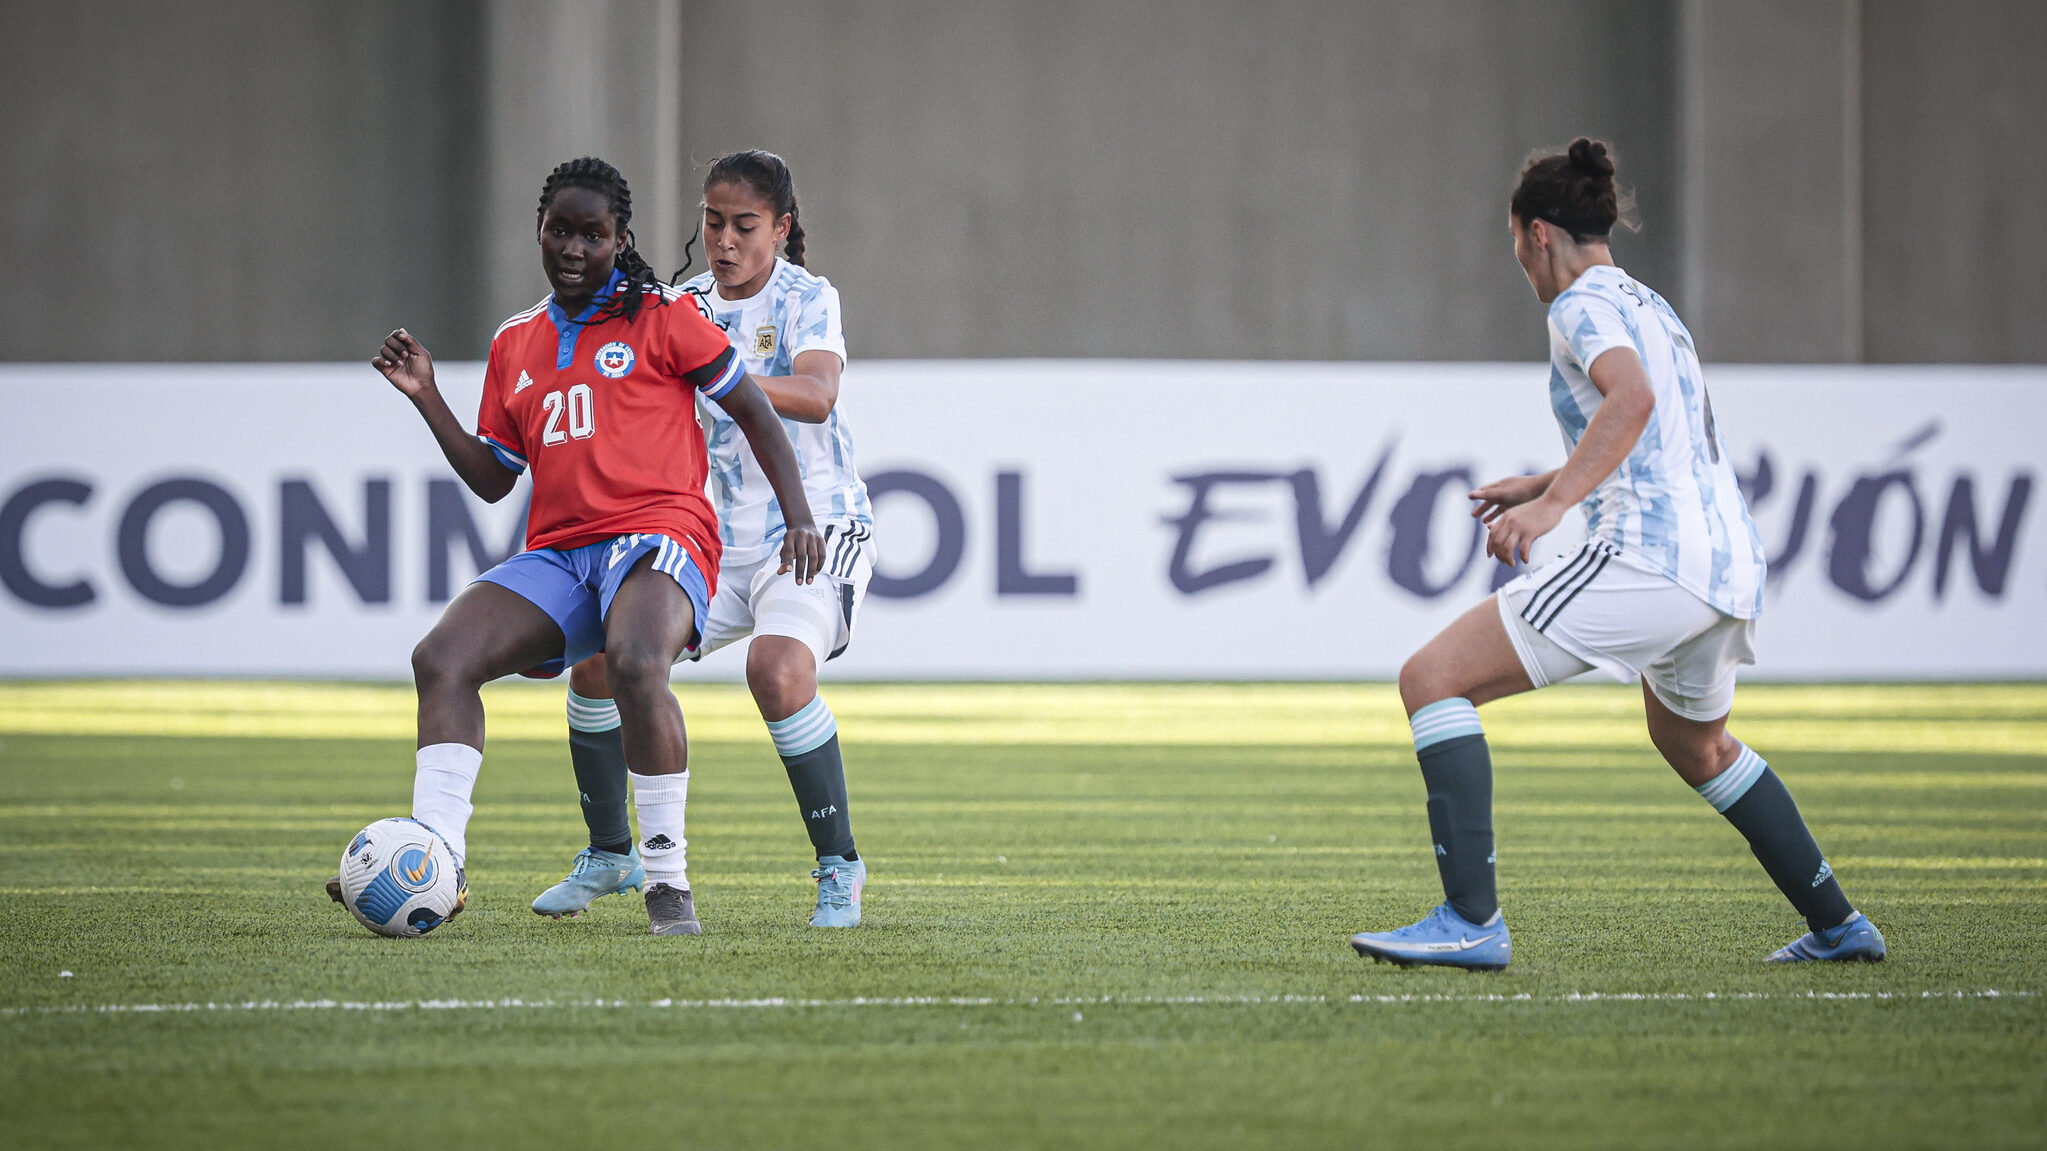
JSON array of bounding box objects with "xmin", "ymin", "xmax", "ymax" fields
[
  {"xmin": 372, "ymin": 329, "xmax": 436, "ymax": 399},
  {"xmin": 777, "ymin": 524, "xmax": 826, "ymax": 584},
  {"xmin": 1469, "ymin": 473, "xmax": 1550, "ymax": 524}
]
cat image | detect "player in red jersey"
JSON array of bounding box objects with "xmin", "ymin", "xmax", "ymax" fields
[{"xmin": 363, "ymin": 157, "xmax": 823, "ymax": 936}]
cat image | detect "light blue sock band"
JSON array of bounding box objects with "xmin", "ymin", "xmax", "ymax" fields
[
  {"xmin": 566, "ymin": 689, "xmax": 621, "ymax": 733},
  {"xmin": 1696, "ymin": 744, "xmax": 1768, "ymax": 812},
  {"xmin": 766, "ymin": 696, "xmax": 837, "ymax": 757},
  {"xmin": 1410, "ymin": 697, "xmax": 1484, "ymax": 753}
]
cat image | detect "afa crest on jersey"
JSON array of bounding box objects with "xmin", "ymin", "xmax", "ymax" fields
[
  {"xmin": 595, "ymin": 341, "xmax": 636, "ymax": 378},
  {"xmin": 752, "ymin": 324, "xmax": 778, "ymax": 358}
]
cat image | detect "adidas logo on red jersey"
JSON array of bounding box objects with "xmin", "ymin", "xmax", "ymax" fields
[{"xmin": 514, "ymin": 370, "xmax": 535, "ymax": 393}]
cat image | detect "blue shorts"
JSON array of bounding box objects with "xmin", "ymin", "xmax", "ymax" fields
[{"xmin": 475, "ymin": 534, "xmax": 711, "ymax": 678}]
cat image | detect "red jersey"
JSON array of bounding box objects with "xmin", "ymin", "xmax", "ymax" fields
[{"xmin": 476, "ymin": 279, "xmax": 742, "ymax": 582}]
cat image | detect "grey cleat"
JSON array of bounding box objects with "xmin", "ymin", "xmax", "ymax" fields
[{"xmin": 645, "ymin": 883, "xmax": 701, "ymax": 935}]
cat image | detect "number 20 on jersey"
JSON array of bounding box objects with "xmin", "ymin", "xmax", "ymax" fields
[{"xmin": 539, "ymin": 384, "xmax": 594, "ymax": 446}]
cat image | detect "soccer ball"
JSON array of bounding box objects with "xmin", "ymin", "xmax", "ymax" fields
[{"xmin": 338, "ymin": 818, "xmax": 462, "ymax": 937}]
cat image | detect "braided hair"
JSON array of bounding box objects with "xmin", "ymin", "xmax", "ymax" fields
[{"xmin": 538, "ymin": 156, "xmax": 666, "ymax": 323}]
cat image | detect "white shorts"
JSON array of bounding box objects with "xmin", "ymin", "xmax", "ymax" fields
[
  {"xmin": 1495, "ymin": 540, "xmax": 1757, "ymax": 722},
  {"xmin": 689, "ymin": 522, "xmax": 874, "ymax": 669}
]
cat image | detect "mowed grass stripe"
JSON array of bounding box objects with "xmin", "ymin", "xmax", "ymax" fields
[{"xmin": 4, "ymin": 681, "xmax": 2045, "ymax": 753}]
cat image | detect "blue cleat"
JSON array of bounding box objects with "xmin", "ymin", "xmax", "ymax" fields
[
  {"xmin": 1767, "ymin": 910, "xmax": 1886, "ymax": 962},
  {"xmin": 809, "ymin": 855, "xmax": 865, "ymax": 927},
  {"xmin": 1350, "ymin": 903, "xmax": 1511, "ymax": 971},
  {"xmin": 531, "ymin": 847, "xmax": 644, "ymax": 918}
]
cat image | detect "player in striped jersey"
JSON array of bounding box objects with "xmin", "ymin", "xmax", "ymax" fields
[
  {"xmin": 532, "ymin": 151, "xmax": 877, "ymax": 929},
  {"xmin": 1350, "ymin": 139, "xmax": 1884, "ymax": 970},
  {"xmin": 359, "ymin": 158, "xmax": 823, "ymax": 937}
]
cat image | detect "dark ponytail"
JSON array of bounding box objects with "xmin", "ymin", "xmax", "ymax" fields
[
  {"xmin": 700, "ymin": 149, "xmax": 808, "ymax": 268},
  {"xmin": 1510, "ymin": 137, "xmax": 1637, "ymax": 242},
  {"xmin": 537, "ymin": 156, "xmax": 665, "ymax": 323}
]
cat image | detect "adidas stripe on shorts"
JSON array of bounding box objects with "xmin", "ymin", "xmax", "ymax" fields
[
  {"xmin": 1495, "ymin": 539, "xmax": 1757, "ymax": 721},
  {"xmin": 687, "ymin": 521, "xmax": 875, "ymax": 669}
]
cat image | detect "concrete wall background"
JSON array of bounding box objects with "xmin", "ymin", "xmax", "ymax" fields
[
  {"xmin": 0, "ymin": 1, "xmax": 486, "ymax": 360},
  {"xmin": 2, "ymin": 0, "xmax": 2039, "ymax": 363}
]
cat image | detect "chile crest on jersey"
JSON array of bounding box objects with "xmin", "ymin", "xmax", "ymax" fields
[{"xmin": 595, "ymin": 341, "xmax": 636, "ymax": 379}]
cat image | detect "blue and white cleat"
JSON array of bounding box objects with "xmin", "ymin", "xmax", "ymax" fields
[
  {"xmin": 531, "ymin": 847, "xmax": 645, "ymax": 918},
  {"xmin": 1350, "ymin": 903, "xmax": 1511, "ymax": 971},
  {"xmin": 1767, "ymin": 911, "xmax": 1886, "ymax": 962},
  {"xmin": 809, "ymin": 855, "xmax": 865, "ymax": 927}
]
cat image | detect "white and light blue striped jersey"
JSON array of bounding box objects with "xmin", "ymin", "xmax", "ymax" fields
[
  {"xmin": 681, "ymin": 258, "xmax": 871, "ymax": 565},
  {"xmin": 1545, "ymin": 265, "xmax": 1766, "ymax": 619}
]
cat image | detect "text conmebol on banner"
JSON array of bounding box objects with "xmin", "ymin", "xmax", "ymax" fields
[{"xmin": 1, "ymin": 362, "xmax": 2040, "ymax": 679}]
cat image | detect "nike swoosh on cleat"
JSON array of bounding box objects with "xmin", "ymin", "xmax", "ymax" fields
[{"xmin": 1406, "ymin": 933, "xmax": 1499, "ymax": 953}]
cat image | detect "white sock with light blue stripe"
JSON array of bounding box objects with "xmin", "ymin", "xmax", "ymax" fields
[
  {"xmin": 1409, "ymin": 697, "xmax": 1485, "ymax": 752},
  {"xmin": 566, "ymin": 689, "xmax": 621, "ymax": 733},
  {"xmin": 1695, "ymin": 744, "xmax": 1768, "ymax": 812},
  {"xmin": 766, "ymin": 696, "xmax": 838, "ymax": 757}
]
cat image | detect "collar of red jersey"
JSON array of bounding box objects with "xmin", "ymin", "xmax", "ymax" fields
[{"xmin": 546, "ymin": 268, "xmax": 630, "ymax": 329}]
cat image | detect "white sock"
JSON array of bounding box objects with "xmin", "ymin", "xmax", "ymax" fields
[
  {"xmin": 412, "ymin": 742, "xmax": 483, "ymax": 866},
  {"xmin": 631, "ymin": 769, "xmax": 689, "ymax": 889}
]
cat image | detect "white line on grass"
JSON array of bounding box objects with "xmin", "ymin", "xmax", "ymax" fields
[{"xmin": 0, "ymin": 989, "xmax": 2031, "ymax": 1017}]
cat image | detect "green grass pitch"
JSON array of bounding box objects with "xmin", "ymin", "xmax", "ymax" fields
[{"xmin": 2, "ymin": 681, "xmax": 2043, "ymax": 1149}]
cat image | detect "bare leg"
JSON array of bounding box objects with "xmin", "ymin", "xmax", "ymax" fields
[
  {"xmin": 746, "ymin": 635, "xmax": 818, "ymax": 722},
  {"xmin": 603, "ymin": 559, "xmax": 699, "ymax": 916},
  {"xmin": 747, "ymin": 633, "xmax": 857, "ymax": 864},
  {"xmin": 403, "ymin": 581, "xmax": 563, "ymax": 868},
  {"xmin": 1641, "ymin": 681, "xmax": 1859, "ymax": 935},
  {"xmin": 1398, "ymin": 595, "xmax": 1536, "ymax": 716},
  {"xmin": 569, "ymin": 653, "xmax": 610, "ymax": 698},
  {"xmin": 412, "ymin": 581, "xmax": 565, "ymax": 749},
  {"xmin": 1639, "ymin": 680, "xmax": 1740, "ymax": 787},
  {"xmin": 601, "ymin": 557, "xmax": 698, "ymax": 777}
]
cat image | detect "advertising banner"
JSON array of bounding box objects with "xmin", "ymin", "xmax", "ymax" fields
[{"xmin": 2, "ymin": 362, "xmax": 2041, "ymax": 679}]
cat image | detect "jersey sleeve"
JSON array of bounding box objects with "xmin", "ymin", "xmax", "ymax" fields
[
  {"xmin": 474, "ymin": 344, "xmax": 528, "ymax": 474},
  {"xmin": 787, "ymin": 279, "xmax": 848, "ymax": 364},
  {"xmin": 664, "ymin": 301, "xmax": 745, "ymax": 400},
  {"xmin": 1548, "ymin": 288, "xmax": 1638, "ymax": 373}
]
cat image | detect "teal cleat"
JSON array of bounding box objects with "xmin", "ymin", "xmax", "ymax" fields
[
  {"xmin": 1767, "ymin": 911, "xmax": 1886, "ymax": 962},
  {"xmin": 809, "ymin": 855, "xmax": 865, "ymax": 927},
  {"xmin": 1350, "ymin": 903, "xmax": 1511, "ymax": 971},
  {"xmin": 531, "ymin": 847, "xmax": 644, "ymax": 918}
]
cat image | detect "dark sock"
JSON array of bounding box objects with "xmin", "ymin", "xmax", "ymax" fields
[
  {"xmin": 1419, "ymin": 733, "xmax": 1498, "ymax": 924},
  {"xmin": 567, "ymin": 718, "xmax": 634, "ymax": 855},
  {"xmin": 782, "ymin": 735, "xmax": 856, "ymax": 860},
  {"xmin": 764, "ymin": 696, "xmax": 856, "ymax": 860},
  {"xmin": 1698, "ymin": 747, "xmax": 1855, "ymax": 933}
]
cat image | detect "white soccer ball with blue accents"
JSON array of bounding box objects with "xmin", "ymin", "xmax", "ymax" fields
[{"xmin": 338, "ymin": 818, "xmax": 462, "ymax": 938}]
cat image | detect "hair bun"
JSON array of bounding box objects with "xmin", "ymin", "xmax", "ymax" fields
[{"xmin": 1567, "ymin": 138, "xmax": 1615, "ymax": 179}]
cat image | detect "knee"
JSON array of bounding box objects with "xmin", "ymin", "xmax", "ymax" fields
[
  {"xmin": 1657, "ymin": 728, "xmax": 1738, "ymax": 783},
  {"xmin": 604, "ymin": 645, "xmax": 668, "ymax": 702},
  {"xmin": 1398, "ymin": 654, "xmax": 1445, "ymax": 716},
  {"xmin": 411, "ymin": 635, "xmax": 469, "ymax": 692},
  {"xmin": 747, "ymin": 645, "xmax": 816, "ymax": 717},
  {"xmin": 568, "ymin": 654, "xmax": 609, "ymax": 698}
]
